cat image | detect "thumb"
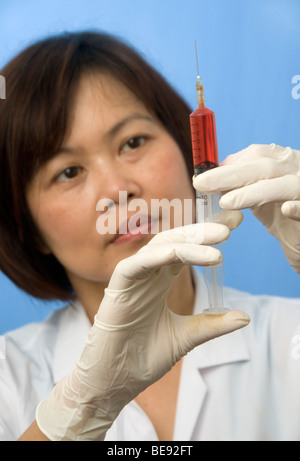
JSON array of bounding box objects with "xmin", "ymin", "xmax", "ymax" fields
[
  {"xmin": 172, "ymin": 310, "xmax": 250, "ymax": 352},
  {"xmin": 281, "ymin": 200, "xmax": 300, "ymax": 221}
]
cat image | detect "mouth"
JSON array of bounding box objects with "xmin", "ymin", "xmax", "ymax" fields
[{"xmin": 111, "ymin": 215, "xmax": 157, "ymax": 244}]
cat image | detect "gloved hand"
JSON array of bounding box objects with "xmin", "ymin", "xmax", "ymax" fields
[
  {"xmin": 193, "ymin": 144, "xmax": 300, "ymax": 273},
  {"xmin": 35, "ymin": 222, "xmax": 249, "ymax": 441}
]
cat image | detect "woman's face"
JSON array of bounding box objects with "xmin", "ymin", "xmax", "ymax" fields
[{"xmin": 26, "ymin": 74, "xmax": 195, "ymax": 289}]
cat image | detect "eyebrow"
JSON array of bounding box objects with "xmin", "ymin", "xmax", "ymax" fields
[
  {"xmin": 106, "ymin": 113, "xmax": 156, "ymax": 138},
  {"xmin": 54, "ymin": 113, "xmax": 156, "ymax": 157}
]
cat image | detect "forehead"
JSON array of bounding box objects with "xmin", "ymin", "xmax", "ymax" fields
[
  {"xmin": 62, "ymin": 73, "xmax": 153, "ymax": 146},
  {"xmin": 73, "ymin": 72, "xmax": 145, "ymax": 114},
  {"xmin": 62, "ymin": 73, "xmax": 149, "ymax": 143}
]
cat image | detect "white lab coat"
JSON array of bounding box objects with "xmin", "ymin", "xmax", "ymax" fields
[{"xmin": 1, "ymin": 269, "xmax": 300, "ymax": 441}]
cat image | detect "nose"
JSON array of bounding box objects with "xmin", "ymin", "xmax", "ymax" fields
[{"xmin": 94, "ymin": 160, "xmax": 142, "ymax": 205}]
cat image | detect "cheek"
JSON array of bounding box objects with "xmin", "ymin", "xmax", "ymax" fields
[
  {"xmin": 148, "ymin": 147, "xmax": 194, "ymax": 199},
  {"xmin": 32, "ymin": 198, "xmax": 92, "ymax": 249}
]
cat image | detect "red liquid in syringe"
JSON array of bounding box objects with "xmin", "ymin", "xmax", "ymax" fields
[{"xmin": 190, "ymin": 76, "xmax": 219, "ymax": 175}]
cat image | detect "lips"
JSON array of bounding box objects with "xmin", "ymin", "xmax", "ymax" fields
[{"xmin": 111, "ymin": 214, "xmax": 156, "ymax": 243}]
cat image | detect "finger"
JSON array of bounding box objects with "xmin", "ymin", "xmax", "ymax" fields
[
  {"xmin": 281, "ymin": 200, "xmax": 300, "ymax": 221},
  {"xmin": 193, "ymin": 156, "xmax": 288, "ymax": 194},
  {"xmin": 221, "ymin": 143, "xmax": 285, "ymax": 166},
  {"xmin": 110, "ymin": 244, "xmax": 222, "ymax": 289},
  {"xmin": 219, "ymin": 210, "xmax": 244, "ymax": 230},
  {"xmin": 130, "ymin": 243, "xmax": 222, "ymax": 274},
  {"xmin": 219, "ymin": 175, "xmax": 300, "ymax": 210},
  {"xmin": 193, "ymin": 143, "xmax": 297, "ymax": 194},
  {"xmin": 172, "ymin": 309, "xmax": 250, "ymax": 351},
  {"xmin": 148, "ymin": 223, "xmax": 230, "ymax": 246}
]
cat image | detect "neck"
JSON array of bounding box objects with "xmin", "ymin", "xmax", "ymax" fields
[{"xmin": 69, "ymin": 266, "xmax": 195, "ymax": 324}]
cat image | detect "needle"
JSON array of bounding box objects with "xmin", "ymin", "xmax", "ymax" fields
[{"xmin": 194, "ymin": 40, "xmax": 200, "ymax": 77}]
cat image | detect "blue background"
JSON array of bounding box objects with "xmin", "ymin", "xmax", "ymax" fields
[{"xmin": 0, "ymin": 0, "xmax": 299, "ymax": 334}]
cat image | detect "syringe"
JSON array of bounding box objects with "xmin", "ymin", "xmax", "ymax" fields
[{"xmin": 189, "ymin": 43, "xmax": 227, "ymax": 314}]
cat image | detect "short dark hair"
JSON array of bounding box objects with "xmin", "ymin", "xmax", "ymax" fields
[{"xmin": 0, "ymin": 31, "xmax": 193, "ymax": 301}]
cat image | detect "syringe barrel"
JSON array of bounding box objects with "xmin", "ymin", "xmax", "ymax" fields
[
  {"xmin": 195, "ymin": 190, "xmax": 221, "ymax": 224},
  {"xmin": 196, "ymin": 192, "xmax": 225, "ymax": 313},
  {"xmin": 190, "ymin": 103, "xmax": 226, "ymax": 313},
  {"xmin": 190, "ymin": 106, "xmax": 219, "ymax": 172}
]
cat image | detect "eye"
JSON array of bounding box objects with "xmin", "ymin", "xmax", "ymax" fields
[
  {"xmin": 56, "ymin": 166, "xmax": 83, "ymax": 181},
  {"xmin": 121, "ymin": 136, "xmax": 146, "ymax": 153}
]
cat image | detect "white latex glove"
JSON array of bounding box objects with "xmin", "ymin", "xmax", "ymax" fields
[
  {"xmin": 36, "ymin": 222, "xmax": 249, "ymax": 441},
  {"xmin": 193, "ymin": 144, "xmax": 300, "ymax": 273}
]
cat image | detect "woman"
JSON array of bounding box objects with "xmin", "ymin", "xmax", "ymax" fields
[{"xmin": 0, "ymin": 31, "xmax": 299, "ymax": 441}]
